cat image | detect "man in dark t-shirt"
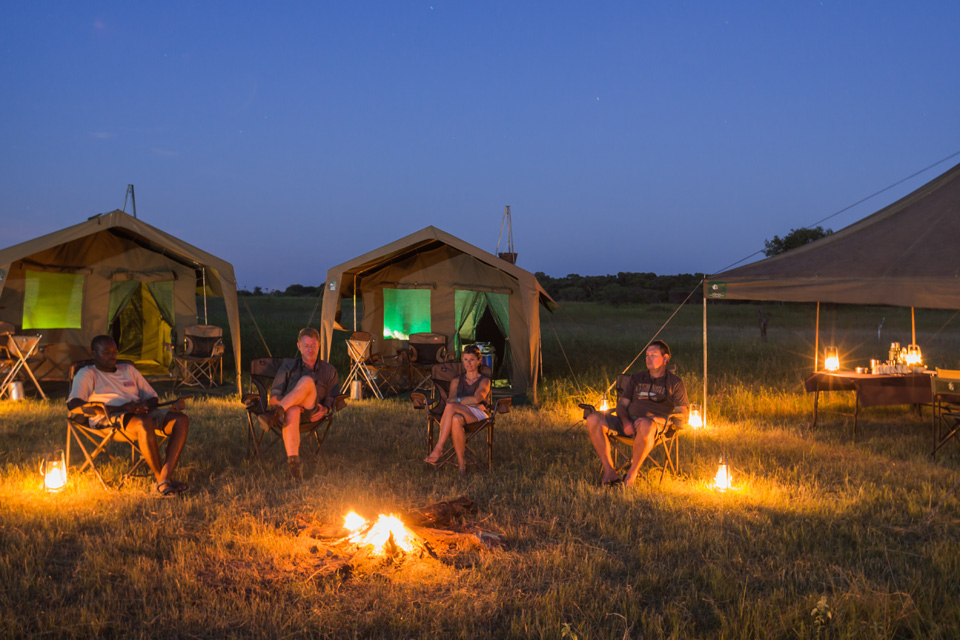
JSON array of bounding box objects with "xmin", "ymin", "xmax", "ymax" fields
[
  {"xmin": 585, "ymin": 340, "xmax": 688, "ymax": 487},
  {"xmin": 258, "ymin": 327, "xmax": 340, "ymax": 482}
]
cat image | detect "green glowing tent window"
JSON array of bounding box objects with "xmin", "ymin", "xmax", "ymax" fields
[
  {"xmin": 23, "ymin": 270, "xmax": 85, "ymax": 329},
  {"xmin": 382, "ymin": 288, "xmax": 431, "ymax": 340}
]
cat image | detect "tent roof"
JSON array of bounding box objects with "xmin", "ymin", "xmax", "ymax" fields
[
  {"xmin": 0, "ymin": 209, "xmax": 242, "ymax": 392},
  {"xmin": 325, "ymin": 225, "xmax": 557, "ymax": 309},
  {"xmin": 707, "ymin": 161, "xmax": 960, "ymax": 309}
]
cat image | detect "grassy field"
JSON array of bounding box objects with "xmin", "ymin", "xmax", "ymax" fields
[{"xmin": 2, "ymin": 299, "xmax": 960, "ymax": 638}]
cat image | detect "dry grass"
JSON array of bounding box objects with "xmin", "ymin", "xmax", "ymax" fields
[{"xmin": 1, "ymin": 300, "xmax": 960, "ymax": 638}]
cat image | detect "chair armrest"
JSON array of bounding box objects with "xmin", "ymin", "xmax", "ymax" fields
[
  {"xmin": 494, "ymin": 397, "xmax": 512, "ymax": 414},
  {"xmin": 411, "ymin": 392, "xmax": 428, "ymax": 409},
  {"xmin": 332, "ymin": 393, "xmax": 349, "ymax": 412},
  {"xmin": 241, "ymin": 393, "xmax": 264, "ymax": 414},
  {"xmin": 578, "ymin": 403, "xmax": 596, "ymax": 419}
]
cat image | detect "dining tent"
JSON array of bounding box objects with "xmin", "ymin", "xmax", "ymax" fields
[
  {"xmin": 699, "ymin": 161, "xmax": 960, "ymax": 424},
  {"xmin": 319, "ymin": 226, "xmax": 557, "ymax": 402},
  {"xmin": 0, "ymin": 209, "xmax": 242, "ymax": 392},
  {"xmin": 705, "ymin": 160, "xmax": 960, "ymax": 310}
]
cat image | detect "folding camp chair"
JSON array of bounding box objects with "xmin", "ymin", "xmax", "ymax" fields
[
  {"xmin": 64, "ymin": 359, "xmax": 181, "ymax": 489},
  {"xmin": 342, "ymin": 331, "xmax": 403, "ymax": 399},
  {"xmin": 579, "ymin": 373, "xmax": 685, "ymax": 486},
  {"xmin": 0, "ymin": 325, "xmax": 48, "ymax": 400},
  {"xmin": 243, "ymin": 357, "xmax": 349, "ymax": 462},
  {"xmin": 410, "ymin": 361, "xmax": 509, "ymax": 473},
  {"xmin": 407, "ymin": 332, "xmax": 450, "ymax": 392},
  {"xmin": 170, "ymin": 324, "xmax": 225, "ymax": 388},
  {"xmin": 930, "ymin": 368, "xmax": 960, "ymax": 456}
]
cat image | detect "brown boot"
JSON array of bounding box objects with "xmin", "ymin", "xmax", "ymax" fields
[
  {"xmin": 257, "ymin": 405, "xmax": 285, "ymax": 431},
  {"xmin": 287, "ymin": 455, "xmax": 302, "ymax": 484}
]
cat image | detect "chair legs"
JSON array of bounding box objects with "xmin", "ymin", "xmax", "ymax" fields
[
  {"xmin": 427, "ymin": 416, "xmax": 494, "ymax": 473},
  {"xmin": 65, "ymin": 420, "xmax": 164, "ymax": 489},
  {"xmin": 608, "ymin": 431, "xmax": 679, "ymax": 487}
]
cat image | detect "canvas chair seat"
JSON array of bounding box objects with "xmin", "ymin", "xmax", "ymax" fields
[
  {"xmin": 170, "ymin": 324, "xmax": 225, "ymax": 388},
  {"xmin": 407, "ymin": 332, "xmax": 450, "ymax": 392},
  {"xmin": 64, "ymin": 359, "xmax": 177, "ymax": 489},
  {"xmin": 342, "ymin": 331, "xmax": 403, "ymax": 399},
  {"xmin": 931, "ymin": 368, "xmax": 960, "ymax": 456},
  {"xmin": 410, "ymin": 360, "xmax": 507, "ymax": 472},
  {"xmin": 580, "ymin": 372, "xmax": 686, "ymax": 486},
  {"xmin": 0, "ymin": 324, "xmax": 48, "ymax": 400},
  {"xmin": 244, "ymin": 357, "xmax": 348, "ymax": 462}
]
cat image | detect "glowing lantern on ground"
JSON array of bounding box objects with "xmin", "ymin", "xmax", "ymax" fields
[
  {"xmin": 688, "ymin": 404, "xmax": 703, "ymax": 429},
  {"xmin": 41, "ymin": 451, "xmax": 66, "ymax": 492},
  {"xmin": 824, "ymin": 346, "xmax": 840, "ymax": 372},
  {"xmin": 713, "ymin": 457, "xmax": 732, "ymax": 491},
  {"xmin": 904, "ymin": 344, "xmax": 923, "ymax": 366}
]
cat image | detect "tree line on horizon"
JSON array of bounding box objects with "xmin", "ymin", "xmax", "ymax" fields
[{"xmin": 237, "ymin": 228, "xmax": 831, "ymax": 304}]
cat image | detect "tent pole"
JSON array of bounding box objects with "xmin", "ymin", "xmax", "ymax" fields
[
  {"xmin": 353, "ymin": 274, "xmax": 358, "ymax": 330},
  {"xmin": 202, "ymin": 268, "xmax": 208, "ymax": 324},
  {"xmin": 911, "ymin": 307, "xmax": 916, "ymax": 345},
  {"xmin": 814, "ymin": 301, "xmax": 820, "ymax": 372},
  {"xmin": 702, "ymin": 282, "xmax": 707, "ymax": 428}
]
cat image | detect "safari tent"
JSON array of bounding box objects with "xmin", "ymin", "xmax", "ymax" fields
[
  {"xmin": 0, "ymin": 209, "xmax": 242, "ymax": 391},
  {"xmin": 319, "ymin": 226, "xmax": 557, "ymax": 401}
]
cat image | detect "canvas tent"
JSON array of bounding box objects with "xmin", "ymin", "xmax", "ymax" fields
[
  {"xmin": 705, "ymin": 160, "xmax": 960, "ymax": 309},
  {"xmin": 320, "ymin": 226, "xmax": 557, "ymax": 402},
  {"xmin": 0, "ymin": 209, "xmax": 242, "ymax": 392}
]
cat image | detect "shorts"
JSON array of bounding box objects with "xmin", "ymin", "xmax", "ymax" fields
[
  {"xmin": 463, "ymin": 405, "xmax": 491, "ymax": 422},
  {"xmin": 115, "ymin": 408, "xmax": 176, "ymax": 436},
  {"xmin": 598, "ymin": 411, "xmax": 666, "ymax": 437}
]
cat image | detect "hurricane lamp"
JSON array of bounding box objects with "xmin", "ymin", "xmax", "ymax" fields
[
  {"xmin": 688, "ymin": 404, "xmax": 703, "ymax": 429},
  {"xmin": 713, "ymin": 456, "xmax": 732, "ymax": 491},
  {"xmin": 824, "ymin": 346, "xmax": 840, "ymax": 372},
  {"xmin": 904, "ymin": 344, "xmax": 923, "ymax": 366},
  {"xmin": 41, "ymin": 450, "xmax": 67, "ymax": 492}
]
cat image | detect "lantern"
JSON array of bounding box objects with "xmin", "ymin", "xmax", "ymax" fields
[
  {"xmin": 41, "ymin": 450, "xmax": 67, "ymax": 492},
  {"xmin": 688, "ymin": 404, "xmax": 703, "ymax": 429},
  {"xmin": 598, "ymin": 394, "xmax": 610, "ymax": 412},
  {"xmin": 713, "ymin": 456, "xmax": 732, "ymax": 491},
  {"xmin": 904, "ymin": 344, "xmax": 923, "ymax": 366},
  {"xmin": 824, "ymin": 346, "xmax": 840, "ymax": 372}
]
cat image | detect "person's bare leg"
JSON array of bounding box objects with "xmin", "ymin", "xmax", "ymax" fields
[
  {"xmin": 159, "ymin": 412, "xmax": 189, "ymax": 482},
  {"xmin": 127, "ymin": 416, "xmax": 165, "ymax": 481},
  {"xmin": 450, "ymin": 414, "xmax": 467, "ymax": 473},
  {"xmin": 623, "ymin": 419, "xmax": 657, "ymax": 486},
  {"xmin": 427, "ymin": 404, "xmax": 478, "ymax": 463},
  {"xmin": 275, "ymin": 377, "xmax": 317, "ymax": 413},
  {"xmin": 585, "ymin": 414, "xmax": 620, "ymax": 483},
  {"xmin": 281, "ymin": 406, "xmax": 304, "ymax": 457}
]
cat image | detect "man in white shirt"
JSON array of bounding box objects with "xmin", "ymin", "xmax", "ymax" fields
[{"xmin": 68, "ymin": 335, "xmax": 190, "ymax": 496}]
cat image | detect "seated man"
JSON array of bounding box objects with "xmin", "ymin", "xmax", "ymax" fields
[
  {"xmin": 258, "ymin": 327, "xmax": 340, "ymax": 482},
  {"xmin": 584, "ymin": 340, "xmax": 688, "ymax": 487},
  {"xmin": 67, "ymin": 335, "xmax": 190, "ymax": 496}
]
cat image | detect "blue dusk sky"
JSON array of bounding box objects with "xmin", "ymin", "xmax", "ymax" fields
[{"xmin": 2, "ymin": 2, "xmax": 959, "ymax": 290}]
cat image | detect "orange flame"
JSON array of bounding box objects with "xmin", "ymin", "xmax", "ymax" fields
[{"xmin": 344, "ymin": 511, "xmax": 415, "ymax": 555}]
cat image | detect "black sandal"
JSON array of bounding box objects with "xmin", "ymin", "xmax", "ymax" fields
[{"xmin": 155, "ymin": 481, "xmax": 178, "ymax": 497}]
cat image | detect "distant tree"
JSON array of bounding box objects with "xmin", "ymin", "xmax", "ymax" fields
[{"xmin": 763, "ymin": 226, "xmax": 832, "ymax": 257}]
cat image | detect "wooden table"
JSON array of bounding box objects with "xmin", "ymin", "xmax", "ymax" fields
[{"xmin": 803, "ymin": 370, "xmax": 932, "ymax": 435}]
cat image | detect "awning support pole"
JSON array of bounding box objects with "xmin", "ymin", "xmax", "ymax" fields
[
  {"xmin": 702, "ymin": 283, "xmax": 708, "ymax": 429},
  {"xmin": 911, "ymin": 307, "xmax": 916, "ymax": 345},
  {"xmin": 814, "ymin": 301, "xmax": 820, "ymax": 372},
  {"xmin": 353, "ymin": 274, "xmax": 358, "ymax": 330}
]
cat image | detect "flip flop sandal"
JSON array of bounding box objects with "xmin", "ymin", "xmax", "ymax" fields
[
  {"xmin": 167, "ymin": 480, "xmax": 190, "ymax": 494},
  {"xmin": 155, "ymin": 481, "xmax": 179, "ymax": 498}
]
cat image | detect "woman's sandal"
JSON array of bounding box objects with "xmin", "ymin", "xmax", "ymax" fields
[
  {"xmin": 423, "ymin": 455, "xmax": 440, "ymax": 467},
  {"xmin": 167, "ymin": 479, "xmax": 190, "ymax": 494}
]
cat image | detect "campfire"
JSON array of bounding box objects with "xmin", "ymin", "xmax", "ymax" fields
[
  {"xmin": 294, "ymin": 497, "xmax": 503, "ymax": 579},
  {"xmin": 343, "ymin": 511, "xmax": 417, "ymax": 556}
]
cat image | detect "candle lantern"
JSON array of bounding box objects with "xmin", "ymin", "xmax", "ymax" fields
[
  {"xmin": 824, "ymin": 346, "xmax": 840, "ymax": 371},
  {"xmin": 904, "ymin": 344, "xmax": 923, "ymax": 366},
  {"xmin": 41, "ymin": 450, "xmax": 67, "ymax": 492},
  {"xmin": 688, "ymin": 404, "xmax": 703, "ymax": 429},
  {"xmin": 598, "ymin": 393, "xmax": 610, "ymax": 412},
  {"xmin": 713, "ymin": 455, "xmax": 732, "ymax": 491}
]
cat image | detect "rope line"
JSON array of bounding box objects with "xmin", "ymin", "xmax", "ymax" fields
[
  {"xmin": 241, "ymin": 297, "xmax": 272, "ymax": 358},
  {"xmin": 547, "ymin": 312, "xmax": 585, "ymax": 398}
]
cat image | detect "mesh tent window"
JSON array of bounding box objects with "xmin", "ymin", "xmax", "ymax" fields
[
  {"xmin": 455, "ymin": 289, "xmax": 510, "ymax": 365},
  {"xmin": 23, "ymin": 270, "xmax": 84, "ymax": 329},
  {"xmin": 382, "ymin": 288, "xmax": 431, "ymax": 340}
]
